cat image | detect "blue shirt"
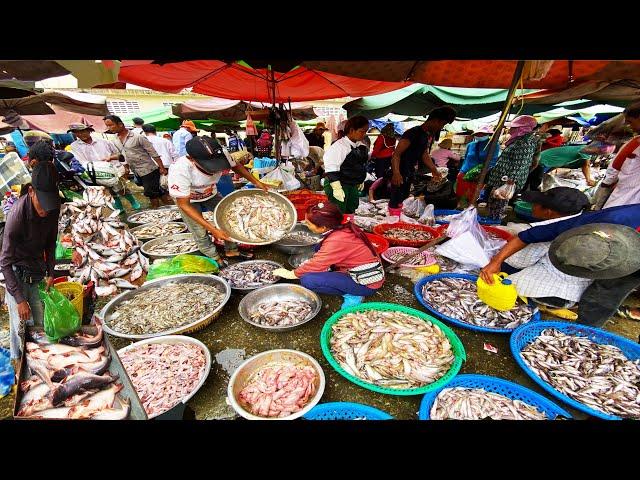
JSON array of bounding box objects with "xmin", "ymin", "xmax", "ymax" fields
[
  {"xmin": 172, "ymin": 128, "xmax": 194, "ymax": 157},
  {"xmin": 460, "ymin": 137, "xmax": 501, "ymax": 174},
  {"xmin": 519, "ymin": 204, "xmax": 640, "ymax": 244}
]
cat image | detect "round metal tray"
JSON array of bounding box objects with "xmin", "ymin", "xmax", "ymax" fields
[
  {"xmin": 130, "ymin": 222, "xmax": 187, "ymax": 241},
  {"xmin": 140, "ymin": 233, "xmax": 200, "ymax": 261},
  {"xmin": 227, "ymin": 349, "xmax": 325, "ymax": 420},
  {"xmin": 99, "ymin": 273, "xmax": 231, "ymax": 340},
  {"xmin": 117, "ymin": 335, "xmax": 212, "ymax": 419},
  {"xmin": 127, "ymin": 206, "xmax": 181, "ymax": 226},
  {"xmin": 219, "ymin": 260, "xmax": 283, "ymax": 291},
  {"xmin": 238, "ymin": 284, "xmax": 322, "ymax": 332},
  {"xmin": 212, "ymin": 189, "xmax": 297, "ymax": 245},
  {"xmin": 273, "ymin": 223, "xmax": 323, "ymax": 255},
  {"xmin": 288, "ymin": 252, "xmax": 314, "ymax": 269}
]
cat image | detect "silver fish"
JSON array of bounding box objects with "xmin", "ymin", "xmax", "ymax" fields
[
  {"xmin": 224, "ymin": 195, "xmax": 292, "ymax": 242},
  {"xmin": 129, "ymin": 208, "xmax": 182, "ymax": 224},
  {"xmin": 145, "ymin": 237, "xmax": 198, "ymax": 255},
  {"xmin": 220, "ymin": 262, "xmax": 279, "ymax": 289},
  {"xmin": 382, "ymin": 228, "xmax": 433, "ymax": 242},
  {"xmin": 249, "ymin": 300, "xmax": 313, "ymax": 327}
]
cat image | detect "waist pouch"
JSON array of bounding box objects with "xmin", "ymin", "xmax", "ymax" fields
[{"xmin": 348, "ymin": 261, "xmax": 384, "ymax": 286}]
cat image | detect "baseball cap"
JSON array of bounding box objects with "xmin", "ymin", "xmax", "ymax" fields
[
  {"xmin": 522, "ymin": 187, "xmax": 590, "ymax": 215},
  {"xmin": 31, "ymin": 161, "xmax": 61, "ymax": 212},
  {"xmin": 67, "ymin": 123, "xmax": 94, "ymax": 133},
  {"xmin": 185, "ymin": 136, "xmax": 230, "ymax": 174},
  {"xmin": 181, "ymin": 120, "xmax": 198, "ymax": 132}
]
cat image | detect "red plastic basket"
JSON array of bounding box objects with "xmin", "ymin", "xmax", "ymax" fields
[
  {"xmin": 364, "ymin": 233, "xmax": 390, "ymax": 255},
  {"xmin": 372, "ymin": 222, "xmax": 442, "ymax": 248},
  {"xmin": 482, "ymin": 225, "xmax": 514, "ymax": 241},
  {"xmin": 284, "ymin": 189, "xmax": 328, "ymax": 220}
]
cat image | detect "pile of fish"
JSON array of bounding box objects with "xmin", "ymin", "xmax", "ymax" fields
[
  {"xmin": 128, "ymin": 208, "xmax": 182, "ymax": 224},
  {"xmin": 521, "ymin": 329, "xmax": 640, "ymax": 419},
  {"xmin": 108, "ymin": 282, "xmax": 225, "ymax": 335},
  {"xmin": 144, "ymin": 236, "xmax": 198, "ymax": 256},
  {"xmin": 238, "ymin": 363, "xmax": 318, "ymax": 418},
  {"xmin": 279, "ymin": 231, "xmax": 318, "ymax": 245},
  {"xmin": 382, "ymin": 228, "xmax": 433, "ymax": 242},
  {"xmin": 60, "ymin": 188, "xmax": 147, "ymax": 296},
  {"xmin": 220, "ymin": 262, "xmax": 279, "ymax": 289},
  {"xmin": 120, "ymin": 342, "xmax": 207, "ymax": 417},
  {"xmin": 355, "ymin": 201, "xmax": 388, "ymax": 218},
  {"xmin": 202, "ymin": 211, "xmax": 215, "ymax": 223},
  {"xmin": 249, "ymin": 300, "xmax": 313, "ymax": 327},
  {"xmin": 384, "ymin": 250, "xmax": 434, "ymax": 266},
  {"xmin": 353, "ymin": 216, "xmax": 382, "ymax": 232},
  {"xmin": 17, "ymin": 325, "xmax": 131, "ymax": 419},
  {"xmin": 421, "ymin": 278, "xmax": 534, "ymax": 329},
  {"xmin": 430, "ymin": 387, "xmax": 549, "ymax": 420},
  {"xmin": 426, "ymin": 247, "xmax": 459, "ymax": 273},
  {"xmin": 224, "ymin": 195, "xmax": 292, "ymax": 242},
  {"xmin": 132, "ymin": 222, "xmax": 185, "ymax": 240},
  {"xmin": 330, "ymin": 310, "xmax": 454, "ymax": 389}
]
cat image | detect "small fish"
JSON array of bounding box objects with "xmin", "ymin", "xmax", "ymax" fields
[
  {"xmin": 220, "ymin": 262, "xmax": 279, "ymax": 289},
  {"xmin": 249, "ymin": 300, "xmax": 313, "ymax": 327}
]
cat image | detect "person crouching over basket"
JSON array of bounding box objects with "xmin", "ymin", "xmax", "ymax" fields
[
  {"xmin": 272, "ymin": 202, "xmax": 385, "ymax": 309},
  {"xmin": 167, "ymin": 135, "xmax": 269, "ymax": 266}
]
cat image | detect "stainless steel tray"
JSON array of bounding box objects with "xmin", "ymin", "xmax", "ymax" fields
[
  {"xmin": 273, "ymin": 223, "xmax": 323, "ymax": 255},
  {"xmin": 99, "ymin": 273, "xmax": 231, "ymax": 340},
  {"xmin": 130, "ymin": 222, "xmax": 187, "ymax": 241},
  {"xmin": 140, "ymin": 233, "xmax": 200, "ymax": 261},
  {"xmin": 127, "ymin": 205, "xmax": 181, "ymax": 226}
]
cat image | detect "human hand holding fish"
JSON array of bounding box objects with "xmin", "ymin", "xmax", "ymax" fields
[
  {"xmin": 207, "ymin": 225, "xmax": 231, "ymax": 242},
  {"xmin": 272, "ymin": 268, "xmax": 298, "ymax": 280}
]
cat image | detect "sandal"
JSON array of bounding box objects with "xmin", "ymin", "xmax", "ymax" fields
[
  {"xmin": 617, "ymin": 305, "xmax": 640, "ymax": 321},
  {"xmin": 224, "ymin": 250, "xmax": 254, "ymax": 260}
]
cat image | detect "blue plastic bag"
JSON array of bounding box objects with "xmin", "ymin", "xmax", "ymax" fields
[{"xmin": 0, "ymin": 347, "xmax": 14, "ymax": 398}]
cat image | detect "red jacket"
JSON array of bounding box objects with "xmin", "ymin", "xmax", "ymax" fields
[
  {"xmin": 542, "ymin": 134, "xmax": 564, "ymax": 151},
  {"xmin": 294, "ymin": 228, "xmax": 384, "ymax": 289},
  {"xmin": 371, "ymin": 135, "xmax": 395, "ymax": 159}
]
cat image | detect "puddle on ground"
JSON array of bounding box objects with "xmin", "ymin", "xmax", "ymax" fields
[{"xmin": 214, "ymin": 348, "xmax": 246, "ymax": 376}]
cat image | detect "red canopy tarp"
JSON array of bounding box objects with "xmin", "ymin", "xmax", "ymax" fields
[{"xmin": 118, "ymin": 61, "xmax": 411, "ymax": 103}]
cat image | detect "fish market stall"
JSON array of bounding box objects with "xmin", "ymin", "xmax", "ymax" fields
[
  {"xmin": 126, "ymin": 206, "xmax": 182, "ymax": 226},
  {"xmin": 141, "ymin": 233, "xmax": 200, "ymax": 260},
  {"xmin": 130, "ymin": 222, "xmax": 187, "ymax": 241},
  {"xmin": 219, "ymin": 260, "xmax": 282, "ymax": 290}
]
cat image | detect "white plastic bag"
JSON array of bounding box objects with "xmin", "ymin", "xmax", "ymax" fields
[
  {"xmin": 418, "ymin": 204, "xmax": 435, "ymax": 226},
  {"xmin": 436, "ymin": 231, "xmax": 491, "ymax": 268},
  {"xmin": 445, "ymin": 205, "xmax": 506, "ymax": 260},
  {"xmin": 402, "ymin": 196, "xmax": 426, "ymax": 218},
  {"xmin": 160, "ymin": 174, "xmax": 168, "ymax": 190},
  {"xmin": 491, "ymin": 176, "xmax": 516, "ymax": 200},
  {"xmin": 287, "ymin": 119, "xmax": 310, "ymax": 158},
  {"xmin": 81, "ymin": 161, "xmax": 120, "ymax": 188},
  {"xmin": 261, "ymin": 165, "xmax": 301, "ymax": 191}
]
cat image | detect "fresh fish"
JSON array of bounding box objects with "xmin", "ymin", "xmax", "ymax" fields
[
  {"xmin": 145, "ymin": 237, "xmax": 198, "ymax": 256},
  {"xmin": 50, "ymin": 371, "xmax": 118, "ymax": 407},
  {"xmin": 219, "ymin": 262, "xmax": 279, "ymax": 289},
  {"xmin": 109, "ymin": 278, "xmax": 138, "ymax": 289},
  {"xmin": 279, "ymin": 231, "xmax": 318, "ymax": 245},
  {"xmin": 91, "ymin": 398, "xmax": 130, "ymax": 420},
  {"xmin": 382, "ymin": 228, "xmax": 433, "ymax": 242},
  {"xmin": 129, "ymin": 263, "xmax": 143, "ymax": 282},
  {"xmin": 67, "ymin": 383, "xmax": 123, "ymax": 419},
  {"xmin": 224, "ymin": 195, "xmax": 293, "ymax": 242},
  {"xmin": 330, "ymin": 310, "xmax": 454, "ymax": 389},
  {"xmin": 95, "ymin": 284, "xmax": 118, "ymax": 297},
  {"xmin": 249, "ymin": 300, "xmax": 313, "ymax": 327},
  {"xmin": 132, "ymin": 222, "xmax": 185, "ymax": 240},
  {"xmin": 421, "ymin": 278, "xmax": 534, "ymax": 330},
  {"xmin": 107, "ymin": 282, "xmax": 225, "ymax": 335},
  {"xmin": 129, "ymin": 208, "xmax": 181, "ymax": 224}
]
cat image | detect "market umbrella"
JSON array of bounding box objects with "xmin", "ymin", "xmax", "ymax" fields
[
  {"xmin": 120, "ymin": 107, "xmax": 241, "ymax": 132},
  {"xmin": 172, "ymin": 98, "xmax": 318, "ymax": 121},
  {"xmin": 117, "ymin": 61, "xmax": 411, "ymax": 103},
  {"xmin": 21, "ymin": 105, "xmax": 107, "ymax": 134},
  {"xmin": 302, "ymin": 60, "xmax": 640, "ymax": 89},
  {"xmin": 519, "ymin": 79, "xmax": 640, "ymax": 106}
]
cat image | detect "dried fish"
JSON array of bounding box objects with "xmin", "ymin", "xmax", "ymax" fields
[
  {"xmin": 224, "ymin": 195, "xmax": 293, "ymax": 242},
  {"xmin": 129, "ymin": 208, "xmax": 182, "ymax": 225},
  {"xmin": 383, "ymin": 228, "xmax": 433, "ymax": 242},
  {"xmin": 430, "ymin": 387, "xmax": 549, "ymax": 420},
  {"xmin": 145, "ymin": 237, "xmax": 198, "ymax": 256},
  {"xmin": 330, "ymin": 310, "xmax": 454, "ymax": 389},
  {"xmin": 249, "ymin": 300, "xmax": 313, "ymax": 327},
  {"xmin": 219, "ymin": 262, "xmax": 279, "ymax": 289},
  {"xmin": 521, "ymin": 328, "xmax": 640, "ymax": 419},
  {"xmin": 132, "ymin": 222, "xmax": 185, "ymax": 239},
  {"xmin": 120, "ymin": 342, "xmax": 207, "ymax": 417},
  {"xmin": 108, "ymin": 282, "xmax": 225, "ymax": 335},
  {"xmin": 421, "ymin": 278, "xmax": 534, "ymax": 329}
]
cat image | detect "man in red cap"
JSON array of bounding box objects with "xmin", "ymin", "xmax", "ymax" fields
[{"xmin": 173, "ymin": 120, "xmax": 198, "ymax": 157}]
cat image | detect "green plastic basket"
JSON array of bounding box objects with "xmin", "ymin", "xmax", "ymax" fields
[{"xmin": 320, "ymin": 302, "xmax": 466, "ymax": 396}]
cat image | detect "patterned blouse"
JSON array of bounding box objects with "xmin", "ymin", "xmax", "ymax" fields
[{"xmin": 486, "ymin": 132, "xmax": 540, "ymax": 190}]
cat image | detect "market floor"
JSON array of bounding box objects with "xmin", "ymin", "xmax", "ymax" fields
[{"xmin": 2, "ymin": 243, "xmax": 640, "ymax": 420}]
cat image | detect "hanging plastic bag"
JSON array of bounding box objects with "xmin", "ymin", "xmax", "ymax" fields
[
  {"xmin": 418, "ymin": 204, "xmax": 436, "ymax": 226},
  {"xmin": 245, "ymin": 113, "xmax": 257, "ymax": 137},
  {"xmin": 287, "ymin": 118, "xmax": 310, "ymax": 158},
  {"xmin": 146, "ymin": 254, "xmax": 219, "ymax": 282},
  {"xmin": 261, "ymin": 165, "xmax": 301, "ymax": 191},
  {"xmin": 80, "ymin": 161, "xmax": 120, "ymax": 188},
  {"xmin": 491, "ymin": 176, "xmax": 516, "ymax": 200},
  {"xmin": 39, "ymin": 283, "xmax": 81, "ymax": 342},
  {"xmin": 160, "ymin": 174, "xmax": 169, "ymax": 190}
]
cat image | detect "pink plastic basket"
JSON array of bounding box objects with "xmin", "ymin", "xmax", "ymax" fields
[{"xmin": 381, "ymin": 246, "xmax": 437, "ymax": 268}]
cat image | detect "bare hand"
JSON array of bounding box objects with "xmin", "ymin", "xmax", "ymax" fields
[
  {"xmin": 45, "ymin": 277, "xmax": 54, "ymax": 292},
  {"xmin": 391, "ymin": 172, "xmax": 404, "ymax": 186},
  {"xmin": 587, "ymin": 179, "xmax": 596, "ymax": 187},
  {"xmin": 431, "ymin": 170, "xmax": 443, "ymax": 182},
  {"xmin": 256, "ymin": 181, "xmax": 270, "ymax": 192},
  {"xmin": 17, "ymin": 301, "xmax": 31, "ymax": 322},
  {"xmin": 480, "ymin": 261, "xmax": 501, "ymax": 284},
  {"xmin": 208, "ymin": 226, "xmax": 231, "ymax": 242},
  {"xmin": 159, "ymin": 166, "xmax": 168, "ymax": 176}
]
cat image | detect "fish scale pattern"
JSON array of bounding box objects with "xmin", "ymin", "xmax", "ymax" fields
[{"xmin": 418, "ymin": 374, "xmax": 572, "ymax": 420}]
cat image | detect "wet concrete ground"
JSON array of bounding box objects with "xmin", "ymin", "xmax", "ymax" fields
[{"xmin": 2, "ymin": 191, "xmax": 640, "ymax": 420}]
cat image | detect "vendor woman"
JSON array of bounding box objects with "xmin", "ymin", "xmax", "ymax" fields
[
  {"xmin": 273, "ymin": 202, "xmax": 385, "ymax": 309},
  {"xmin": 323, "ymin": 116, "xmax": 370, "ymax": 214},
  {"xmin": 167, "ymin": 136, "xmax": 268, "ymax": 266}
]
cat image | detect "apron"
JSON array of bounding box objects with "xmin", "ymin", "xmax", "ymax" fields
[{"xmin": 339, "ymin": 146, "xmax": 368, "ymax": 186}]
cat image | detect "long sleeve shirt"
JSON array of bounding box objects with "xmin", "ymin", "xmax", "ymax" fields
[
  {"xmin": 70, "ymin": 138, "xmax": 121, "ymax": 167},
  {"xmin": 113, "ymin": 131, "xmax": 159, "ymax": 177},
  {"xmin": 0, "ymin": 195, "xmax": 58, "ymax": 304},
  {"xmin": 294, "ymin": 228, "xmax": 384, "ymax": 289}
]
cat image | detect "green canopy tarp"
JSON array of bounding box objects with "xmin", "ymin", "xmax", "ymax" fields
[{"xmin": 121, "ymin": 107, "xmax": 240, "ymax": 132}]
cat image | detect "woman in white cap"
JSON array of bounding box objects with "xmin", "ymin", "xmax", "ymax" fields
[{"xmin": 485, "ymin": 115, "xmax": 540, "ymax": 220}]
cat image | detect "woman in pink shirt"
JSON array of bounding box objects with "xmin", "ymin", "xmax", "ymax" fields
[
  {"xmin": 429, "ymin": 138, "xmax": 460, "ymax": 168},
  {"xmin": 273, "ymin": 202, "xmax": 385, "ymax": 309}
]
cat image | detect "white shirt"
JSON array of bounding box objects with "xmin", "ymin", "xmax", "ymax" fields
[
  {"xmin": 173, "ymin": 128, "xmax": 194, "ymax": 157},
  {"xmin": 167, "ymin": 154, "xmax": 236, "ymax": 202},
  {"xmin": 323, "ymin": 136, "xmax": 365, "ymax": 174},
  {"xmin": 146, "ymin": 134, "xmax": 178, "ymax": 167},
  {"xmin": 132, "ymin": 127, "xmax": 144, "ymax": 135},
  {"xmin": 70, "ymin": 138, "xmax": 121, "ymax": 167}
]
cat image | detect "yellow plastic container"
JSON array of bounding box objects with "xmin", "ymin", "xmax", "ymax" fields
[
  {"xmin": 476, "ymin": 272, "xmax": 517, "ymax": 311},
  {"xmin": 54, "ymin": 282, "xmax": 84, "ymax": 318},
  {"xmin": 416, "ymin": 264, "xmax": 441, "ymax": 274}
]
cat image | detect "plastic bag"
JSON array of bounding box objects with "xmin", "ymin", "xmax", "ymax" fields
[
  {"xmin": 436, "ymin": 231, "xmax": 491, "ymax": 268},
  {"xmin": 39, "ymin": 283, "xmax": 81, "ymax": 342},
  {"xmin": 402, "ymin": 196, "xmax": 426, "ymax": 218},
  {"xmin": 445, "ymin": 206, "xmax": 506, "ymax": 260},
  {"xmin": 463, "ymin": 164, "xmax": 483, "ymax": 181},
  {"xmin": 261, "ymin": 165, "xmax": 301, "ymax": 191},
  {"xmin": 418, "ymin": 204, "xmax": 436, "ymax": 226},
  {"xmin": 80, "ymin": 161, "xmax": 120, "ymax": 188},
  {"xmin": 145, "ymin": 254, "xmax": 219, "ymax": 282},
  {"xmin": 491, "ymin": 176, "xmax": 516, "ymax": 200},
  {"xmin": 160, "ymin": 174, "xmax": 168, "ymax": 190}
]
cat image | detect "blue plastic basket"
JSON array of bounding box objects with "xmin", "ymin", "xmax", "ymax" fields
[
  {"xmin": 434, "ymin": 209, "xmax": 501, "ymax": 225},
  {"xmin": 418, "ymin": 374, "xmax": 572, "ymax": 420},
  {"xmin": 510, "ymin": 321, "xmax": 640, "ymax": 420},
  {"xmin": 414, "ymin": 273, "xmax": 541, "ymax": 334},
  {"xmin": 303, "ymin": 402, "xmax": 394, "ymax": 420}
]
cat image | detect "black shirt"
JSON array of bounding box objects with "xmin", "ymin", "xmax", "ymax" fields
[
  {"xmin": 306, "ymin": 132, "xmax": 325, "ymax": 149},
  {"xmin": 399, "ymin": 126, "xmax": 436, "ymax": 174}
]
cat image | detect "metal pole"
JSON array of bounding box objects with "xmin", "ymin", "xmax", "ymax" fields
[{"xmin": 470, "ymin": 60, "xmax": 526, "ymax": 206}]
